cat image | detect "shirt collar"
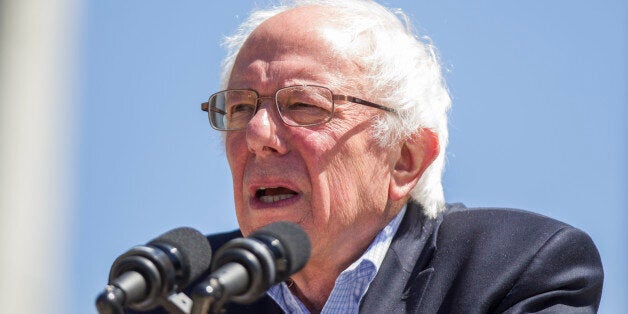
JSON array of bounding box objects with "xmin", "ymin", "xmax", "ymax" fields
[{"xmin": 267, "ymin": 205, "xmax": 407, "ymax": 313}]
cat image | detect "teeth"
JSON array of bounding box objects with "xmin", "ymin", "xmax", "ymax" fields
[{"xmin": 259, "ymin": 194, "xmax": 293, "ymax": 203}]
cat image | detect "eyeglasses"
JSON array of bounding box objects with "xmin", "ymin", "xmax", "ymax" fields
[{"xmin": 201, "ymin": 85, "xmax": 396, "ymax": 131}]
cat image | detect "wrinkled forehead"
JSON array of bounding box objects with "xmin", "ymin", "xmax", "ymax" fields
[
  {"xmin": 249, "ymin": 6, "xmax": 347, "ymax": 53},
  {"xmin": 231, "ymin": 6, "xmax": 363, "ymax": 86}
]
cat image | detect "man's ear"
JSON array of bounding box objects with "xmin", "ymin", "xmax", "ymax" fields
[{"xmin": 389, "ymin": 128, "xmax": 439, "ymax": 201}]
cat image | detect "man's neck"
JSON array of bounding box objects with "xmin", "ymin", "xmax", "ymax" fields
[
  {"xmin": 288, "ymin": 239, "xmax": 370, "ymax": 312},
  {"xmin": 285, "ymin": 201, "xmax": 408, "ymax": 312}
]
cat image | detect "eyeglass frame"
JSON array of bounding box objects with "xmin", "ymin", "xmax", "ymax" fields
[{"xmin": 201, "ymin": 85, "xmax": 396, "ymax": 131}]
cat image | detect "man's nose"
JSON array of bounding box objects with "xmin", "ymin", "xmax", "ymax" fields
[{"xmin": 245, "ymin": 99, "xmax": 288, "ymax": 156}]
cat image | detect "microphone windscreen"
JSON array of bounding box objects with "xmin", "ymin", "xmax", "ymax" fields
[
  {"xmin": 148, "ymin": 227, "xmax": 212, "ymax": 284},
  {"xmin": 252, "ymin": 221, "xmax": 311, "ymax": 274}
]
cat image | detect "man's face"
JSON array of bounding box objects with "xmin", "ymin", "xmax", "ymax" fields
[{"xmin": 224, "ymin": 8, "xmax": 399, "ymax": 263}]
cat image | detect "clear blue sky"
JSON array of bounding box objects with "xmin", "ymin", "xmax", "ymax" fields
[{"xmin": 74, "ymin": 1, "xmax": 627, "ymax": 313}]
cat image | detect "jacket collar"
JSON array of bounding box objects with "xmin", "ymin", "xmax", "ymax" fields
[{"xmin": 359, "ymin": 201, "xmax": 449, "ymax": 313}]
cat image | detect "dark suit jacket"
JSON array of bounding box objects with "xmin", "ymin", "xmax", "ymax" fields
[{"xmin": 134, "ymin": 203, "xmax": 604, "ymax": 313}]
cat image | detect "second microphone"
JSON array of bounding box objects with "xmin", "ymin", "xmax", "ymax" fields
[{"xmin": 191, "ymin": 221, "xmax": 311, "ymax": 313}]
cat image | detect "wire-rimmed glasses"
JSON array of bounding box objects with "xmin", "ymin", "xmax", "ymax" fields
[{"xmin": 201, "ymin": 85, "xmax": 395, "ymax": 131}]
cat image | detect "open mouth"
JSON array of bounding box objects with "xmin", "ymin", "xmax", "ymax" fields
[{"xmin": 255, "ymin": 186, "xmax": 298, "ymax": 203}]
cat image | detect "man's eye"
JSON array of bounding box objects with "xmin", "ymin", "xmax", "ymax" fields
[
  {"xmin": 229, "ymin": 104, "xmax": 255, "ymax": 114},
  {"xmin": 288, "ymin": 102, "xmax": 314, "ymax": 109},
  {"xmin": 287, "ymin": 102, "xmax": 328, "ymax": 113}
]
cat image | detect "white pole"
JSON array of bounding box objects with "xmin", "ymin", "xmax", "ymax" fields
[{"xmin": 0, "ymin": 0, "xmax": 80, "ymax": 313}]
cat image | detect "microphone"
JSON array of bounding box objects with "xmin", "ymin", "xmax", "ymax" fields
[
  {"xmin": 96, "ymin": 227, "xmax": 212, "ymax": 314},
  {"xmin": 191, "ymin": 221, "xmax": 311, "ymax": 313}
]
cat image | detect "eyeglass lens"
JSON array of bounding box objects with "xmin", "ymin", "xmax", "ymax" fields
[{"xmin": 208, "ymin": 85, "xmax": 335, "ymax": 130}]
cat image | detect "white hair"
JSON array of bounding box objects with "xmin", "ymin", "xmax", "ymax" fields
[{"xmin": 219, "ymin": 0, "xmax": 451, "ymax": 218}]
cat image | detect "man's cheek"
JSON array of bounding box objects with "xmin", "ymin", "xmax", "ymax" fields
[{"xmin": 325, "ymin": 169, "xmax": 355, "ymax": 205}]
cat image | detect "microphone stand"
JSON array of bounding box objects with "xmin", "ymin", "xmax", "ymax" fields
[
  {"xmin": 95, "ymin": 288, "xmax": 193, "ymax": 314},
  {"xmin": 190, "ymin": 262, "xmax": 250, "ymax": 314},
  {"xmin": 190, "ymin": 279, "xmax": 224, "ymax": 314},
  {"xmin": 95, "ymin": 284, "xmax": 126, "ymax": 314},
  {"xmin": 161, "ymin": 292, "xmax": 194, "ymax": 314}
]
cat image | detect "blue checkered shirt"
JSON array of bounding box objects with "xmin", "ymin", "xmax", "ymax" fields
[{"xmin": 267, "ymin": 206, "xmax": 406, "ymax": 314}]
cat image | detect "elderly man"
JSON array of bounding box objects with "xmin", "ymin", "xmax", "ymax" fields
[{"xmin": 137, "ymin": 0, "xmax": 603, "ymax": 313}]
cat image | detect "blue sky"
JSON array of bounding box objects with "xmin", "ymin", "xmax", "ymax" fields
[{"xmin": 74, "ymin": 1, "xmax": 626, "ymax": 313}]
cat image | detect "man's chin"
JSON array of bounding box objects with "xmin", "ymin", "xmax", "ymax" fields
[{"xmin": 238, "ymin": 211, "xmax": 301, "ymax": 235}]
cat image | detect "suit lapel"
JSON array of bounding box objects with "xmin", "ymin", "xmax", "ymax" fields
[{"xmin": 359, "ymin": 202, "xmax": 439, "ymax": 313}]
